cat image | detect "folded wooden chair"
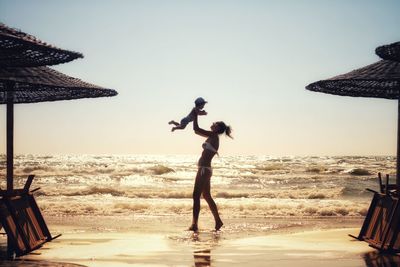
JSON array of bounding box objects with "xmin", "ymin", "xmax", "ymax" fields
[
  {"xmin": 350, "ymin": 173, "xmax": 400, "ymax": 252},
  {"xmin": 0, "ymin": 175, "xmax": 60, "ymax": 257}
]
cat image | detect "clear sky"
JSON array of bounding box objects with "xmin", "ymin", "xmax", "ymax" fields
[{"xmin": 0, "ymin": 0, "xmax": 399, "ymax": 156}]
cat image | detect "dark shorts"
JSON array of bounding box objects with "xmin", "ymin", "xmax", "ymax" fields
[{"xmin": 180, "ymin": 117, "xmax": 191, "ymax": 127}]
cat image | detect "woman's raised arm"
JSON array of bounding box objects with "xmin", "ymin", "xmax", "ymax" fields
[{"xmin": 193, "ymin": 113, "xmax": 213, "ymax": 137}]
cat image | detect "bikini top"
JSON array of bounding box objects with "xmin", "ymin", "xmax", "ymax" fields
[{"xmin": 202, "ymin": 142, "xmax": 219, "ymax": 156}]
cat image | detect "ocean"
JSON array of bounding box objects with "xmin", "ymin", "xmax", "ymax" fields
[{"xmin": 0, "ymin": 154, "xmax": 394, "ymax": 222}]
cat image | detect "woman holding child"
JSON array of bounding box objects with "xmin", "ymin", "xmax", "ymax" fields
[{"xmin": 188, "ymin": 101, "xmax": 232, "ymax": 232}]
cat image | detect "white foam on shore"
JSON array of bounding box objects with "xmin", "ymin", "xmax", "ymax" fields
[{"xmin": 0, "ymin": 154, "xmax": 393, "ymax": 219}]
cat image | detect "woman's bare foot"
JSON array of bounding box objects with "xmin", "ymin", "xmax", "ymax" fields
[
  {"xmin": 215, "ymin": 220, "xmax": 223, "ymax": 231},
  {"xmin": 188, "ymin": 224, "xmax": 198, "ymax": 232}
]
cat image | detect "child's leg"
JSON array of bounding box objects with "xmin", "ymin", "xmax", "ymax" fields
[
  {"xmin": 171, "ymin": 124, "xmax": 186, "ymax": 131},
  {"xmin": 171, "ymin": 119, "xmax": 188, "ymax": 132},
  {"xmin": 168, "ymin": 120, "xmax": 180, "ymax": 126}
]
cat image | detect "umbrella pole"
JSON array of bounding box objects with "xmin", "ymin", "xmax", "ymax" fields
[
  {"xmin": 5, "ymin": 82, "xmax": 15, "ymax": 259},
  {"xmin": 398, "ymin": 98, "xmax": 400, "ymax": 187},
  {"xmin": 6, "ymin": 82, "xmax": 14, "ymax": 193}
]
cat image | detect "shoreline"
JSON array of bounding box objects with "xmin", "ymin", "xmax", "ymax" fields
[{"xmin": 2, "ymin": 215, "xmax": 394, "ymax": 266}]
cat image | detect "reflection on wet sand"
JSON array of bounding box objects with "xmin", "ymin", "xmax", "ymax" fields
[
  {"xmin": 194, "ymin": 249, "xmax": 211, "ymax": 267},
  {"xmin": 364, "ymin": 251, "xmax": 400, "ymax": 267},
  {"xmin": 191, "ymin": 231, "xmax": 220, "ymax": 267}
]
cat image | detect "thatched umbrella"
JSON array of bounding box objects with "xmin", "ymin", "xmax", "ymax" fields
[
  {"xmin": 0, "ymin": 23, "xmax": 83, "ymax": 67},
  {"xmin": 0, "ymin": 66, "xmax": 117, "ymax": 193},
  {"xmin": 0, "ymin": 23, "xmax": 114, "ymax": 194},
  {"xmin": 306, "ymin": 59, "xmax": 400, "ymax": 185},
  {"xmin": 376, "ymin": 42, "xmax": 400, "ymax": 62},
  {"xmin": 0, "ymin": 23, "xmax": 117, "ymax": 258}
]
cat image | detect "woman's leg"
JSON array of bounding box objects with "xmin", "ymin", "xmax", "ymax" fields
[
  {"xmin": 202, "ymin": 171, "xmax": 223, "ymax": 230},
  {"xmin": 190, "ymin": 169, "xmax": 208, "ymax": 230}
]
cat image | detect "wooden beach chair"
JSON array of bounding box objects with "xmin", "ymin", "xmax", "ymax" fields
[
  {"xmin": 350, "ymin": 173, "xmax": 400, "ymax": 252},
  {"xmin": 351, "ymin": 192, "xmax": 394, "ymax": 243},
  {"xmin": 0, "ymin": 175, "xmax": 60, "ymax": 257},
  {"xmin": 379, "ymin": 195, "xmax": 400, "ymax": 252}
]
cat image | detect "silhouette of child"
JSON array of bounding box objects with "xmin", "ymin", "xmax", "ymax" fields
[{"xmin": 169, "ymin": 97, "xmax": 208, "ymax": 132}]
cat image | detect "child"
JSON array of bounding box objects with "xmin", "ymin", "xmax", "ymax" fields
[{"xmin": 169, "ymin": 97, "xmax": 208, "ymax": 132}]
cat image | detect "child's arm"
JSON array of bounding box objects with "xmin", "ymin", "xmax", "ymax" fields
[{"xmin": 197, "ymin": 110, "xmax": 207, "ymax": 116}]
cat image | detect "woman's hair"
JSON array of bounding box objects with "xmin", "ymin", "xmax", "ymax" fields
[{"xmin": 216, "ymin": 121, "xmax": 233, "ymax": 138}]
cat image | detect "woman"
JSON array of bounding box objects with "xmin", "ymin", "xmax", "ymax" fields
[{"xmin": 189, "ymin": 112, "xmax": 232, "ymax": 232}]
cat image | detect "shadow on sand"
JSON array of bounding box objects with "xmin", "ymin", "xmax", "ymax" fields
[
  {"xmin": 0, "ymin": 239, "xmax": 85, "ymax": 267},
  {"xmin": 364, "ymin": 251, "xmax": 400, "ymax": 267}
]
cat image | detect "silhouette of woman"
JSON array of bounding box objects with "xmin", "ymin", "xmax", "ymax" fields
[{"xmin": 189, "ymin": 112, "xmax": 232, "ymax": 231}]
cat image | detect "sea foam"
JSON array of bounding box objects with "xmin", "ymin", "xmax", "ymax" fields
[{"xmin": 0, "ymin": 154, "xmax": 393, "ymax": 218}]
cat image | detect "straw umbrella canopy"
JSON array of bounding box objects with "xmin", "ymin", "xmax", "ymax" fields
[
  {"xmin": 0, "ymin": 67, "xmax": 117, "ymax": 103},
  {"xmin": 376, "ymin": 42, "xmax": 400, "ymax": 62},
  {"xmin": 0, "ymin": 66, "xmax": 117, "ymax": 192},
  {"xmin": 0, "ymin": 23, "xmax": 83, "ymax": 67},
  {"xmin": 306, "ymin": 59, "xmax": 400, "ymax": 185}
]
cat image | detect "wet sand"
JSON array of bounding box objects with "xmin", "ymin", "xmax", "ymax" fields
[{"xmin": 2, "ymin": 215, "xmax": 399, "ymax": 266}]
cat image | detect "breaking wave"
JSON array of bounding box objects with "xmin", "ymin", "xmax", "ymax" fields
[{"xmin": 0, "ymin": 154, "xmax": 395, "ymax": 218}]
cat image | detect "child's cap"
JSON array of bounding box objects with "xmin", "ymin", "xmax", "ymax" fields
[{"xmin": 195, "ymin": 97, "xmax": 207, "ymax": 106}]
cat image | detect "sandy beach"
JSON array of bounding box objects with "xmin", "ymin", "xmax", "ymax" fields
[
  {"xmin": 1, "ymin": 0, "xmax": 400, "ymax": 265},
  {"xmin": 2, "ymin": 215, "xmax": 398, "ymax": 267},
  {"xmin": 1, "ymin": 155, "xmax": 400, "ymax": 266}
]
